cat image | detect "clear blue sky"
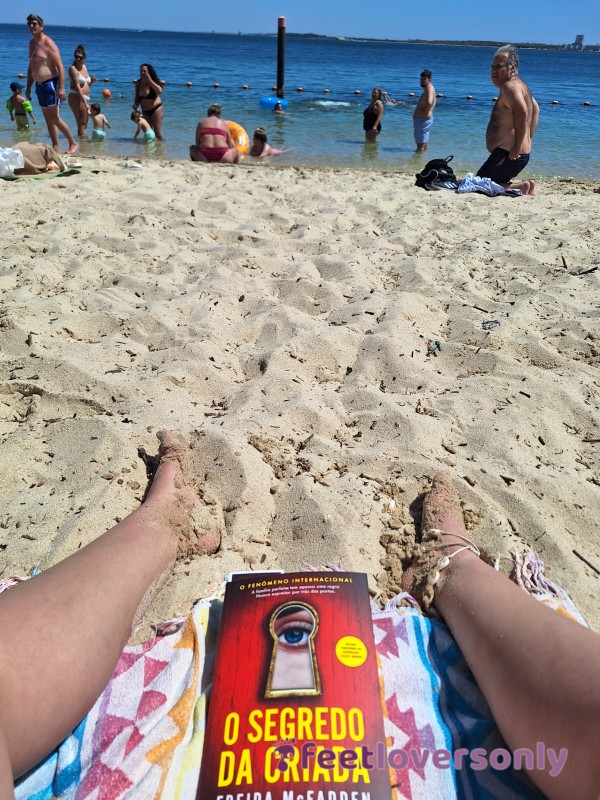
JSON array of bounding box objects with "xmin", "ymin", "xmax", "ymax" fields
[{"xmin": 3, "ymin": 0, "xmax": 599, "ymax": 44}]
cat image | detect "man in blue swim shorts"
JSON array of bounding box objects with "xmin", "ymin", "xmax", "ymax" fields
[
  {"xmin": 476, "ymin": 45, "xmax": 539, "ymax": 195},
  {"xmin": 25, "ymin": 14, "xmax": 78, "ymax": 154},
  {"xmin": 413, "ymin": 69, "xmax": 436, "ymax": 152}
]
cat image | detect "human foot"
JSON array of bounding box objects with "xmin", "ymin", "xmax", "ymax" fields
[
  {"xmin": 142, "ymin": 430, "xmax": 222, "ymax": 559},
  {"xmin": 402, "ymin": 473, "xmax": 478, "ymax": 611},
  {"xmin": 66, "ymin": 143, "xmax": 79, "ymax": 155}
]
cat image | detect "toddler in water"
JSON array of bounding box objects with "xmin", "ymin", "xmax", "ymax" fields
[
  {"xmin": 131, "ymin": 111, "xmax": 156, "ymax": 143},
  {"xmin": 6, "ymin": 81, "xmax": 36, "ymax": 131},
  {"xmin": 90, "ymin": 103, "xmax": 111, "ymax": 141},
  {"xmin": 249, "ymin": 128, "xmax": 284, "ymax": 158}
]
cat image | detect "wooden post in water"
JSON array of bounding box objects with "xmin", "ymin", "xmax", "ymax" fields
[{"xmin": 277, "ymin": 16, "xmax": 286, "ymax": 99}]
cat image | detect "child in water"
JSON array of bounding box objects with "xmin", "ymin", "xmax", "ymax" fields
[
  {"xmin": 90, "ymin": 103, "xmax": 111, "ymax": 142},
  {"xmin": 131, "ymin": 111, "xmax": 156, "ymax": 143},
  {"xmin": 6, "ymin": 81, "xmax": 36, "ymax": 131},
  {"xmin": 249, "ymin": 128, "xmax": 284, "ymax": 158}
]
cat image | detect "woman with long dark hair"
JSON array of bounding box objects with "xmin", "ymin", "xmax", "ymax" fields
[{"xmin": 133, "ymin": 63, "xmax": 164, "ymax": 140}]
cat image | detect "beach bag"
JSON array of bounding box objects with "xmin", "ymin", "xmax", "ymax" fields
[{"xmin": 415, "ymin": 155, "xmax": 457, "ymax": 190}]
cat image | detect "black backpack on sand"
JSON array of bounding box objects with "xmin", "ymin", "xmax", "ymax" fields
[{"xmin": 415, "ymin": 155, "xmax": 458, "ymax": 190}]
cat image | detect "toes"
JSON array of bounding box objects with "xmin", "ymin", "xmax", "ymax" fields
[{"xmin": 157, "ymin": 429, "xmax": 185, "ymax": 454}]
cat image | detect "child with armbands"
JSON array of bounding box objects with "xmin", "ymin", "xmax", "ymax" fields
[{"xmin": 6, "ymin": 81, "xmax": 36, "ymax": 131}]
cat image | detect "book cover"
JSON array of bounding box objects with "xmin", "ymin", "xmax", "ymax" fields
[{"xmin": 198, "ymin": 571, "xmax": 392, "ymax": 800}]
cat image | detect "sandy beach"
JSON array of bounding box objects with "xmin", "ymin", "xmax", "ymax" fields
[{"xmin": 0, "ymin": 155, "xmax": 598, "ymax": 633}]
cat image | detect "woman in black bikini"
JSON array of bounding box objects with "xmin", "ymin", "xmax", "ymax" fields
[
  {"xmin": 363, "ymin": 86, "xmax": 384, "ymax": 142},
  {"xmin": 133, "ymin": 63, "xmax": 164, "ymax": 140}
]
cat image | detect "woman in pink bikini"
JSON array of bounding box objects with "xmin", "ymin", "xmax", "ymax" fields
[{"xmin": 189, "ymin": 103, "xmax": 239, "ymax": 163}]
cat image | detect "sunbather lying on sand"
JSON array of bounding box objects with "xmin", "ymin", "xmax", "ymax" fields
[{"xmin": 1, "ymin": 434, "xmax": 598, "ymax": 799}]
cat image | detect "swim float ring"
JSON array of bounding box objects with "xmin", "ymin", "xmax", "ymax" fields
[
  {"xmin": 226, "ymin": 120, "xmax": 249, "ymax": 154},
  {"xmin": 259, "ymin": 96, "xmax": 288, "ymax": 110}
]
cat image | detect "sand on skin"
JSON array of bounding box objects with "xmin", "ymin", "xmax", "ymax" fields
[{"xmin": 0, "ymin": 155, "xmax": 598, "ymax": 633}]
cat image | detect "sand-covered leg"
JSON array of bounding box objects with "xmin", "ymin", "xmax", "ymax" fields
[
  {"xmin": 401, "ymin": 472, "xmax": 475, "ymax": 608},
  {"xmin": 404, "ymin": 473, "xmax": 600, "ymax": 800},
  {"xmin": 0, "ymin": 430, "xmax": 219, "ymax": 781},
  {"xmin": 153, "ymin": 429, "xmax": 222, "ymax": 558}
]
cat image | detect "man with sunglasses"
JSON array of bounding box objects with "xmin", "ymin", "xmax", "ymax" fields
[
  {"xmin": 25, "ymin": 14, "xmax": 78, "ymax": 154},
  {"xmin": 476, "ymin": 44, "xmax": 539, "ymax": 195}
]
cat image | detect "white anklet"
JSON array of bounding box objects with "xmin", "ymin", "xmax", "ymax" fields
[{"xmin": 426, "ymin": 530, "xmax": 481, "ymax": 611}]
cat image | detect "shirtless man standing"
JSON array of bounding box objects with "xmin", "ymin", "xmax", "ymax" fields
[
  {"xmin": 413, "ymin": 69, "xmax": 436, "ymax": 152},
  {"xmin": 25, "ymin": 14, "xmax": 78, "ymax": 155},
  {"xmin": 477, "ymin": 44, "xmax": 539, "ymax": 195}
]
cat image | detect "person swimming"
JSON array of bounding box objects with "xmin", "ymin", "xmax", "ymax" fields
[{"xmin": 249, "ymin": 127, "xmax": 285, "ymax": 158}]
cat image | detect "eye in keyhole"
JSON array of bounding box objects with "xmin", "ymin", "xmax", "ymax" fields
[{"xmin": 266, "ymin": 602, "xmax": 321, "ymax": 697}]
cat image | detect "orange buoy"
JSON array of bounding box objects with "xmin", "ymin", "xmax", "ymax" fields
[
  {"xmin": 103, "ymin": 77, "xmax": 110, "ymax": 82},
  {"xmin": 213, "ymin": 83, "xmax": 220, "ymax": 89},
  {"xmin": 552, "ymin": 99, "xmax": 559, "ymax": 104},
  {"xmin": 583, "ymin": 100, "xmax": 590, "ymax": 106},
  {"xmin": 102, "ymin": 88, "xmax": 111, "ymax": 98},
  {"xmin": 186, "ymin": 81, "xmax": 192, "ymax": 87},
  {"xmin": 323, "ymin": 88, "xmax": 330, "ymax": 94},
  {"xmin": 354, "ymin": 89, "xmax": 361, "ymax": 95},
  {"xmin": 408, "ymin": 92, "xmax": 415, "ymax": 97},
  {"xmin": 296, "ymin": 86, "xmax": 303, "ymax": 92},
  {"xmin": 466, "ymin": 95, "xmax": 473, "ymax": 100},
  {"xmin": 242, "ymin": 84, "xmax": 249, "ymax": 90}
]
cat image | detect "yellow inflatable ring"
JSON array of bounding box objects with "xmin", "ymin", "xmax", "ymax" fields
[{"xmin": 226, "ymin": 120, "xmax": 249, "ymax": 154}]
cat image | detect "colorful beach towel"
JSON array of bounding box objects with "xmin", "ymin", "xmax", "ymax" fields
[{"xmin": 13, "ymin": 553, "xmax": 585, "ymax": 800}]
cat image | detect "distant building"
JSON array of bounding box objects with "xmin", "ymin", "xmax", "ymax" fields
[{"xmin": 565, "ymin": 34, "xmax": 585, "ymax": 50}]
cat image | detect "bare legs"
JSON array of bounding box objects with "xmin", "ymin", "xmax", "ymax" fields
[
  {"xmin": 67, "ymin": 94, "xmax": 89, "ymax": 137},
  {"xmin": 403, "ymin": 473, "xmax": 600, "ymax": 800},
  {"xmin": 143, "ymin": 105, "xmax": 164, "ymax": 140},
  {"xmin": 42, "ymin": 105, "xmax": 78, "ymax": 154},
  {"xmin": 0, "ymin": 430, "xmax": 220, "ymax": 782}
]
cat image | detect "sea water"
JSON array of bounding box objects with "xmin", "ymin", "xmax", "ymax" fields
[{"xmin": 0, "ymin": 24, "xmax": 599, "ymax": 178}]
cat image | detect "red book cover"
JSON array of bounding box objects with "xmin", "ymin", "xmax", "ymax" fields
[{"xmin": 198, "ymin": 571, "xmax": 392, "ymax": 800}]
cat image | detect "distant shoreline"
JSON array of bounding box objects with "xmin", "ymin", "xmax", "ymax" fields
[
  {"xmin": 0, "ymin": 23, "xmax": 578, "ymax": 49},
  {"xmin": 286, "ymin": 35, "xmax": 569, "ymax": 50}
]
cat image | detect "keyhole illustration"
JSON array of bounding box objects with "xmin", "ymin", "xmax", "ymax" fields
[{"xmin": 265, "ymin": 602, "xmax": 321, "ymax": 698}]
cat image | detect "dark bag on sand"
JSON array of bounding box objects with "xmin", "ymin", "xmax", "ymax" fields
[{"xmin": 415, "ymin": 155, "xmax": 458, "ymax": 190}]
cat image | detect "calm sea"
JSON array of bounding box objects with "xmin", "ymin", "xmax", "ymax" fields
[{"xmin": 1, "ymin": 24, "xmax": 599, "ymax": 179}]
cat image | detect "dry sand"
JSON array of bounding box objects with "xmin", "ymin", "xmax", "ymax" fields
[{"xmin": 0, "ymin": 155, "xmax": 598, "ymax": 632}]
